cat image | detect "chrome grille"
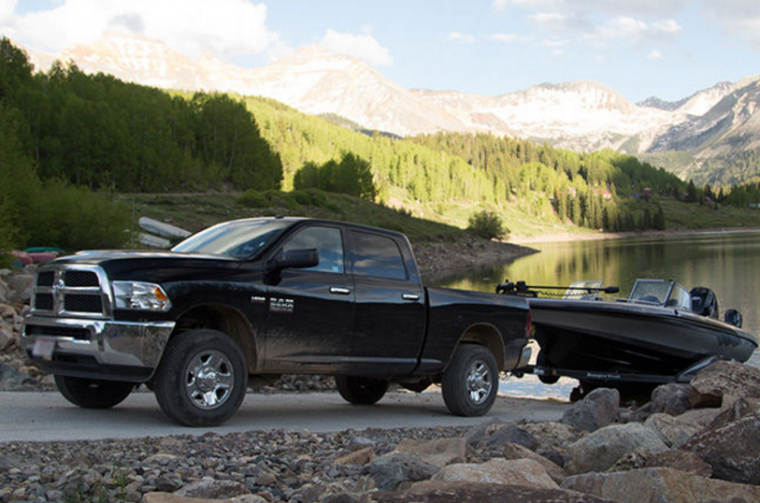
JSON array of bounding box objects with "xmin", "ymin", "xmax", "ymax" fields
[{"xmin": 32, "ymin": 265, "xmax": 111, "ymax": 319}]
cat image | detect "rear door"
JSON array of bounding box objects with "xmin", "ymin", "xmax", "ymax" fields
[
  {"xmin": 348, "ymin": 229, "xmax": 426, "ymax": 374},
  {"xmin": 261, "ymin": 224, "xmax": 355, "ymax": 372}
]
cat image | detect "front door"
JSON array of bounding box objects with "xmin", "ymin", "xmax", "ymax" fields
[{"xmin": 261, "ymin": 224, "xmax": 355, "ymax": 373}]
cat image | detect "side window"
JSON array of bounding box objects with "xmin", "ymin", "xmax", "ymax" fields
[
  {"xmin": 283, "ymin": 226, "xmax": 344, "ymax": 274},
  {"xmin": 352, "ymin": 232, "xmax": 407, "ymax": 280}
]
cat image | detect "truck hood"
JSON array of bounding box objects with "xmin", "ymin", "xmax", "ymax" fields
[{"xmin": 53, "ymin": 249, "xmax": 239, "ymax": 265}]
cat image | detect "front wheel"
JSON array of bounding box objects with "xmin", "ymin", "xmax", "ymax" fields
[
  {"xmin": 442, "ymin": 344, "xmax": 499, "ymax": 417},
  {"xmin": 335, "ymin": 376, "xmax": 389, "ymax": 405},
  {"xmin": 54, "ymin": 375, "xmax": 134, "ymax": 409},
  {"xmin": 154, "ymin": 329, "xmax": 247, "ymax": 427}
]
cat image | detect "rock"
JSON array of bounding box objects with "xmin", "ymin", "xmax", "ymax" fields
[
  {"xmin": 521, "ymin": 422, "xmax": 581, "ymax": 449},
  {"xmin": 561, "ymin": 388, "xmax": 620, "ymax": 433},
  {"xmin": 644, "ymin": 413, "xmax": 701, "ymax": 448},
  {"xmin": 0, "ymin": 323, "xmax": 13, "ymax": 351},
  {"xmin": 561, "ymin": 467, "xmax": 760, "ymax": 503},
  {"xmin": 6, "ymin": 273, "xmax": 34, "ymax": 303},
  {"xmin": 144, "ymin": 494, "xmax": 267, "ymax": 503},
  {"xmin": 0, "ymin": 363, "xmax": 37, "ymax": 391},
  {"xmin": 676, "ymin": 407, "xmax": 722, "ymax": 429},
  {"xmin": 630, "ymin": 383, "xmax": 692, "ymax": 422},
  {"xmin": 431, "ymin": 458, "xmax": 558, "ymax": 490},
  {"xmin": 703, "ymin": 397, "xmax": 760, "ymax": 431},
  {"xmin": 393, "ymin": 438, "xmax": 471, "ymax": 467},
  {"xmin": 689, "ymin": 360, "xmax": 760, "ymax": 408},
  {"xmin": 368, "ymin": 453, "xmax": 440, "ymax": 491},
  {"xmin": 502, "ymin": 443, "xmax": 568, "ymax": 484},
  {"xmin": 369, "ymin": 481, "xmax": 618, "ymax": 503},
  {"xmin": 535, "ymin": 446, "xmax": 572, "ymax": 469},
  {"xmin": 334, "ymin": 447, "xmax": 375, "ymax": 466},
  {"xmin": 644, "ymin": 450, "xmax": 712, "ymax": 477},
  {"xmin": 174, "ymin": 478, "xmax": 250, "ymax": 499},
  {"xmin": 143, "ymin": 453, "xmax": 180, "ymax": 465},
  {"xmin": 568, "ymin": 423, "xmax": 668, "ymax": 473},
  {"xmin": 605, "ymin": 448, "xmax": 654, "ymax": 473},
  {"xmin": 464, "ymin": 420, "xmax": 503, "ymax": 446},
  {"xmin": 681, "ymin": 408, "xmax": 760, "ymax": 484},
  {"xmin": 485, "ymin": 424, "xmax": 539, "ymax": 450}
]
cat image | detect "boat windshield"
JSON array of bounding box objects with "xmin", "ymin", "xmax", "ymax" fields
[
  {"xmin": 629, "ymin": 279, "xmax": 691, "ymax": 310},
  {"xmin": 629, "ymin": 279, "xmax": 672, "ymax": 305},
  {"xmin": 172, "ymin": 219, "xmax": 293, "ymax": 259}
]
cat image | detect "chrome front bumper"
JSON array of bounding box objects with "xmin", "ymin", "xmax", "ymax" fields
[{"xmin": 22, "ymin": 316, "xmax": 175, "ymax": 381}]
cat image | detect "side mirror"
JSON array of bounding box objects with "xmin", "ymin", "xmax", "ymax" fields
[{"xmin": 274, "ymin": 248, "xmax": 319, "ymax": 271}]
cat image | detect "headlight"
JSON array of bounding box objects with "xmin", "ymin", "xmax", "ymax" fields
[{"xmin": 112, "ymin": 281, "xmax": 172, "ymax": 311}]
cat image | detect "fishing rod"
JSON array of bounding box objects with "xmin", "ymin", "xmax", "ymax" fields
[{"xmin": 496, "ymin": 280, "xmax": 619, "ymax": 296}]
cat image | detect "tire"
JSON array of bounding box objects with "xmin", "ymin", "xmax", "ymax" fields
[
  {"xmin": 154, "ymin": 329, "xmax": 247, "ymax": 427},
  {"xmin": 442, "ymin": 344, "xmax": 499, "ymax": 417},
  {"xmin": 335, "ymin": 375, "xmax": 389, "ymax": 405},
  {"xmin": 537, "ymin": 351, "xmax": 560, "ymax": 385},
  {"xmin": 54, "ymin": 375, "xmax": 134, "ymax": 409}
]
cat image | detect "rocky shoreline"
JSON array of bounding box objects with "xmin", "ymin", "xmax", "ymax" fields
[{"xmin": 1, "ymin": 361, "xmax": 759, "ymax": 503}]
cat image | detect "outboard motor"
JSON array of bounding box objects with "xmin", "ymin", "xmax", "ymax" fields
[
  {"xmin": 724, "ymin": 309, "xmax": 743, "ymax": 328},
  {"xmin": 690, "ymin": 287, "xmax": 719, "ymax": 319}
]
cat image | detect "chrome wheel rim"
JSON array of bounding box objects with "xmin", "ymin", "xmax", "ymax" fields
[
  {"xmin": 466, "ymin": 360, "xmax": 492, "ymax": 405},
  {"xmin": 185, "ymin": 350, "xmax": 234, "ymax": 410}
]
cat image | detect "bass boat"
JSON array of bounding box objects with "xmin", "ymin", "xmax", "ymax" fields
[{"xmin": 498, "ymin": 279, "xmax": 757, "ymax": 390}]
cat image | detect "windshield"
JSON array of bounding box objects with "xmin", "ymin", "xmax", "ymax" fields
[
  {"xmin": 629, "ymin": 279, "xmax": 672, "ymax": 305},
  {"xmin": 172, "ymin": 219, "xmax": 292, "ymax": 259}
]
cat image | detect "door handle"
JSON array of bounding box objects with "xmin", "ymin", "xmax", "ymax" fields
[
  {"xmin": 330, "ymin": 287, "xmax": 351, "ymax": 295},
  {"xmin": 402, "ymin": 293, "xmax": 420, "ymax": 301}
]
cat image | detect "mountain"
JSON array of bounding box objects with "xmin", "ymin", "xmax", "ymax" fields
[{"xmin": 19, "ymin": 32, "xmax": 760, "ymax": 184}]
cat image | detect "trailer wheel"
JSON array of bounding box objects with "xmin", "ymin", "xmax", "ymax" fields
[
  {"xmin": 442, "ymin": 344, "xmax": 498, "ymax": 417},
  {"xmin": 335, "ymin": 376, "xmax": 388, "ymax": 405},
  {"xmin": 54, "ymin": 375, "xmax": 134, "ymax": 409},
  {"xmin": 154, "ymin": 329, "xmax": 247, "ymax": 426},
  {"xmin": 537, "ymin": 351, "xmax": 560, "ymax": 385}
]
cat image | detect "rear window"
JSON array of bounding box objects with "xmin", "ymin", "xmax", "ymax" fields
[{"xmin": 351, "ymin": 231, "xmax": 407, "ymax": 280}]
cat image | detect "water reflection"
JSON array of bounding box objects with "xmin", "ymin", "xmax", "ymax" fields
[{"xmin": 437, "ymin": 230, "xmax": 760, "ymax": 369}]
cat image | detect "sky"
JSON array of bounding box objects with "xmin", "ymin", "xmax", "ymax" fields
[{"xmin": 1, "ymin": 0, "xmax": 759, "ymax": 103}]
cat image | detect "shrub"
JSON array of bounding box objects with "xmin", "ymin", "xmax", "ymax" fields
[
  {"xmin": 237, "ymin": 189, "xmax": 268, "ymax": 208},
  {"xmin": 467, "ymin": 210, "xmax": 508, "ymax": 240}
]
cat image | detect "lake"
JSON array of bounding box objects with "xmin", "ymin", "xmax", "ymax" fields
[{"xmin": 436, "ymin": 230, "xmax": 760, "ymax": 399}]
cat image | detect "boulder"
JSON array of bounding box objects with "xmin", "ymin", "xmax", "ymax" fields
[
  {"xmin": 0, "ymin": 323, "xmax": 13, "ymax": 351},
  {"xmin": 681, "ymin": 407, "xmax": 760, "ymax": 485},
  {"xmin": 676, "ymin": 407, "xmax": 722, "ymax": 429},
  {"xmin": 629, "ymin": 383, "xmax": 692, "ymax": 422},
  {"xmin": 568, "ymin": 423, "xmax": 668, "ymax": 473},
  {"xmin": 366, "ymin": 481, "xmax": 619, "ymax": 503},
  {"xmin": 605, "ymin": 448, "xmax": 654, "ymax": 473},
  {"xmin": 431, "ymin": 458, "xmax": 558, "ymax": 490},
  {"xmin": 521, "ymin": 421, "xmax": 581, "ymax": 449},
  {"xmin": 6, "ymin": 273, "xmax": 33, "ymax": 304},
  {"xmin": 644, "ymin": 450, "xmax": 712, "ymax": 477},
  {"xmin": 334, "ymin": 446, "xmax": 375, "ymax": 466},
  {"xmin": 368, "ymin": 453, "xmax": 440, "ymax": 491},
  {"xmin": 464, "ymin": 419, "xmax": 503, "ymax": 446},
  {"xmin": 173, "ymin": 479, "xmax": 250, "ymax": 499},
  {"xmin": 502, "ymin": 442, "xmax": 568, "ymax": 484},
  {"xmin": 0, "ymin": 363, "xmax": 37, "ymax": 391},
  {"xmin": 144, "ymin": 494, "xmax": 267, "ymax": 503},
  {"xmin": 485, "ymin": 424, "xmax": 539, "ymax": 450},
  {"xmin": 562, "ymin": 467, "xmax": 760, "ymax": 503},
  {"xmin": 644, "ymin": 413, "xmax": 701, "ymax": 448},
  {"xmin": 689, "ymin": 360, "xmax": 760, "ymax": 408},
  {"xmin": 393, "ymin": 438, "xmax": 471, "ymax": 467},
  {"xmin": 561, "ymin": 388, "xmax": 619, "ymax": 433}
]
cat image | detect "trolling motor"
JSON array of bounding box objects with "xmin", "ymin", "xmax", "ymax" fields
[{"xmin": 497, "ymin": 280, "xmax": 619, "ymax": 298}]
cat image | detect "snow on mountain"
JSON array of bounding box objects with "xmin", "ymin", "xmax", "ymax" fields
[{"xmin": 17, "ymin": 32, "xmax": 759, "ymax": 160}]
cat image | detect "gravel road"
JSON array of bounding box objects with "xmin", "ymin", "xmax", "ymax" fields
[{"xmin": 0, "ymin": 391, "xmax": 569, "ymax": 443}]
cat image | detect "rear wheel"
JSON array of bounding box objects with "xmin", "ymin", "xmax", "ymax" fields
[
  {"xmin": 335, "ymin": 376, "xmax": 389, "ymax": 405},
  {"xmin": 54, "ymin": 375, "xmax": 134, "ymax": 409},
  {"xmin": 154, "ymin": 329, "xmax": 247, "ymax": 427},
  {"xmin": 442, "ymin": 344, "xmax": 499, "ymax": 417}
]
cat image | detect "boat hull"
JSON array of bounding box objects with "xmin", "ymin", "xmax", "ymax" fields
[{"xmin": 528, "ymin": 298, "xmax": 757, "ymax": 383}]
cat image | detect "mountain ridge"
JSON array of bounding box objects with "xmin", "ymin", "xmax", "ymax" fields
[{"xmin": 18, "ymin": 32, "xmax": 760, "ymax": 184}]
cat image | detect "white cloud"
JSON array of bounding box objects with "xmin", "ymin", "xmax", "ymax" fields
[
  {"xmin": 321, "ymin": 28, "xmax": 393, "ymax": 66},
  {"xmin": 509, "ymin": 0, "xmax": 687, "ymax": 18},
  {"xmin": 647, "ymin": 49, "xmax": 664, "ymax": 60},
  {"xmin": 488, "ymin": 33, "xmax": 532, "ymax": 43},
  {"xmin": 584, "ymin": 16, "xmax": 648, "ymax": 43},
  {"xmin": 651, "ymin": 19, "xmax": 681, "ymax": 34},
  {"xmin": 704, "ymin": 0, "xmax": 760, "ymax": 48},
  {"xmin": 0, "ymin": 0, "xmax": 281, "ymax": 58},
  {"xmin": 530, "ymin": 12, "xmax": 577, "ymax": 32},
  {"xmin": 448, "ymin": 31, "xmax": 476, "ymax": 44},
  {"xmin": 0, "ymin": 0, "xmax": 16, "ymax": 26}
]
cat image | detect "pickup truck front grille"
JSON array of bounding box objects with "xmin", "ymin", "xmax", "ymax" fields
[{"xmin": 32, "ymin": 265, "xmax": 112, "ymax": 319}]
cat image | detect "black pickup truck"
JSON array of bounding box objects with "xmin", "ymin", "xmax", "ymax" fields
[{"xmin": 22, "ymin": 217, "xmax": 531, "ymax": 426}]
